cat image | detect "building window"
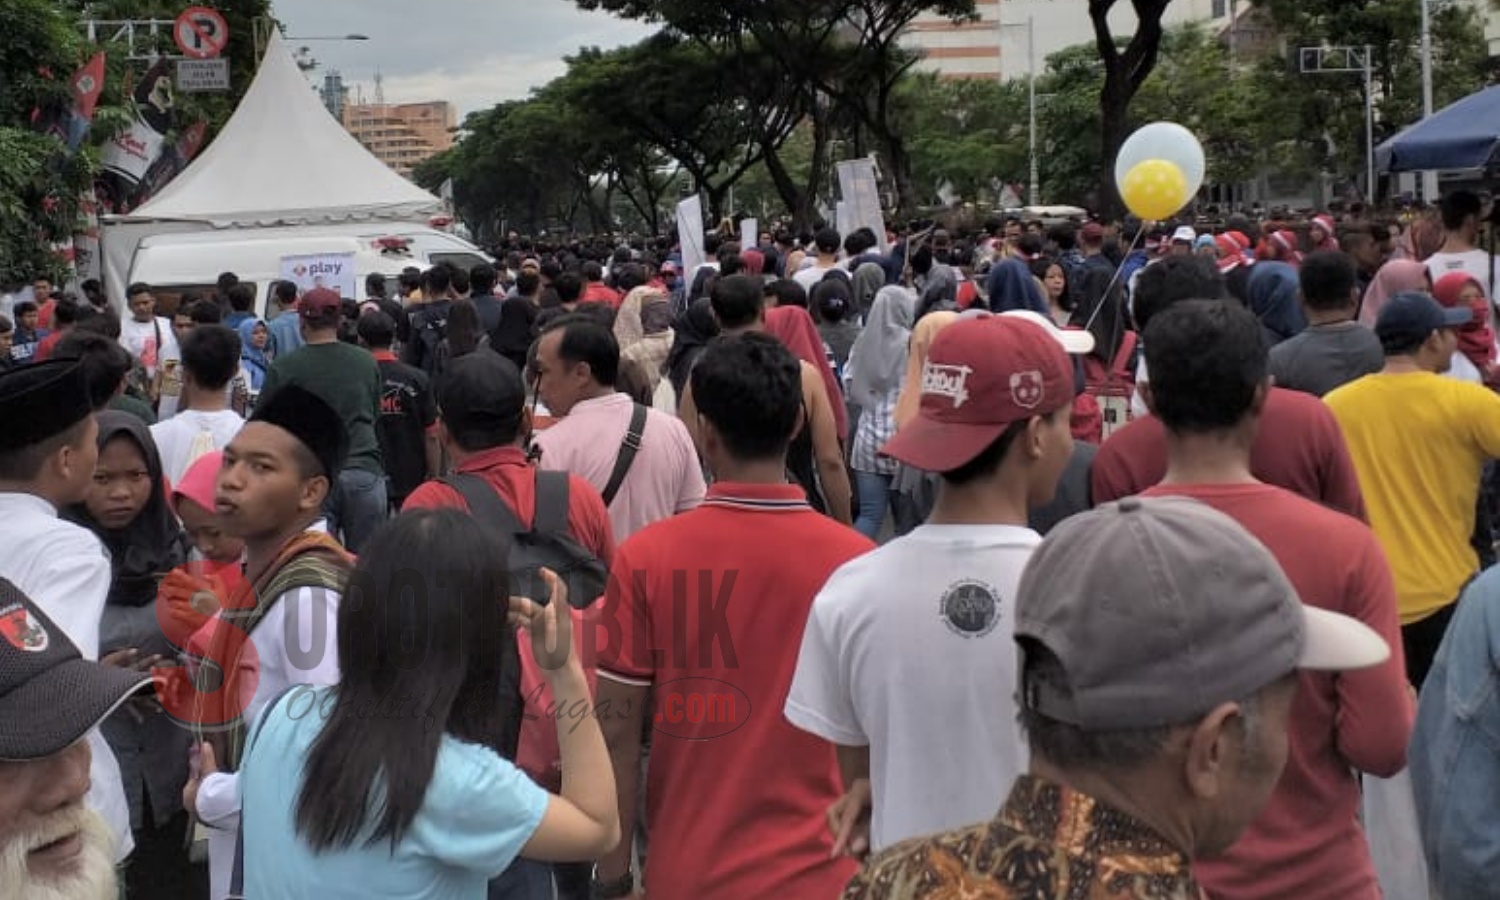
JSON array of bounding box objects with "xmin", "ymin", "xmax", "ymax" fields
[{"xmin": 1212, "ymin": 0, "xmax": 1227, "ymax": 18}]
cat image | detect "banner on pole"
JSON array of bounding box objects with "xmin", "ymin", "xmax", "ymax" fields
[
  {"xmin": 676, "ymin": 195, "xmax": 706, "ymax": 285},
  {"xmin": 740, "ymin": 218, "xmax": 758, "ymax": 251},
  {"xmin": 836, "ymin": 159, "xmax": 890, "ymax": 254}
]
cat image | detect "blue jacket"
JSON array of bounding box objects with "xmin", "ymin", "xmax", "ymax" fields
[{"xmin": 1410, "ymin": 566, "xmax": 1500, "ymax": 898}]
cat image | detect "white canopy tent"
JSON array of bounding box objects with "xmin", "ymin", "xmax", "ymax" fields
[{"xmin": 101, "ymin": 30, "xmax": 441, "ymax": 306}]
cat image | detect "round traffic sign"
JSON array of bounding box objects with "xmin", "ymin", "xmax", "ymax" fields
[{"xmin": 174, "ymin": 6, "xmax": 230, "ymax": 60}]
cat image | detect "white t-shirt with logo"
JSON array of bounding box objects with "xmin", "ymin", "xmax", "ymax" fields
[
  {"xmin": 119, "ymin": 315, "xmax": 178, "ymax": 377},
  {"xmin": 785, "ymin": 523, "xmax": 1039, "ymax": 853},
  {"xmin": 150, "ymin": 409, "xmax": 246, "ymax": 487},
  {"xmin": 1426, "ymin": 249, "xmax": 1495, "ymax": 302}
]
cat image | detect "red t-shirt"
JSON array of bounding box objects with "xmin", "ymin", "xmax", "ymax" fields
[
  {"xmin": 595, "ymin": 483, "xmax": 873, "ymax": 900},
  {"xmin": 582, "ymin": 282, "xmax": 623, "ymax": 308},
  {"xmin": 402, "ymin": 445, "xmax": 615, "ymax": 787},
  {"xmin": 1141, "ymin": 482, "xmax": 1412, "ymax": 900},
  {"xmin": 32, "ymin": 329, "xmax": 64, "ymax": 362},
  {"xmin": 1091, "ymin": 387, "xmax": 1367, "ymax": 520}
]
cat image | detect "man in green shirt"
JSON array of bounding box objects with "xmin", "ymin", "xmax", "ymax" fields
[{"xmin": 260, "ymin": 288, "xmax": 386, "ymax": 551}]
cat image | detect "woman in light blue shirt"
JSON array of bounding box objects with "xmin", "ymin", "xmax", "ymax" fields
[{"xmin": 235, "ymin": 509, "xmax": 619, "ymax": 899}]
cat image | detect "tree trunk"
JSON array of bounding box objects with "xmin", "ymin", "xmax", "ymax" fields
[
  {"xmin": 762, "ymin": 141, "xmax": 808, "ymax": 229},
  {"xmin": 884, "ymin": 131, "xmax": 918, "ymax": 221},
  {"xmin": 1090, "ymin": 0, "xmax": 1172, "ymax": 222},
  {"xmin": 1098, "ymin": 73, "xmax": 1130, "ymax": 220}
]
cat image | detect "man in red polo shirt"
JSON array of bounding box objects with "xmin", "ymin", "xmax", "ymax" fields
[
  {"xmin": 1093, "ymin": 257, "xmax": 1366, "ymax": 518},
  {"xmin": 402, "ymin": 350, "xmax": 614, "ymax": 898},
  {"xmin": 1138, "ymin": 300, "xmax": 1412, "ymax": 900},
  {"xmin": 590, "ymin": 333, "xmax": 873, "ymax": 900}
]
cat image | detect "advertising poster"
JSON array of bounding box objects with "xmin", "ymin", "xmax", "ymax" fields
[{"xmin": 279, "ymin": 253, "xmax": 358, "ymax": 298}]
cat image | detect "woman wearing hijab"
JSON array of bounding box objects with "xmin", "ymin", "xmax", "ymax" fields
[
  {"xmin": 851, "ymin": 261, "xmax": 886, "ymax": 322},
  {"xmin": 984, "ymin": 257, "xmax": 1049, "ymax": 315},
  {"xmin": 615, "ymin": 285, "xmax": 677, "ymax": 407},
  {"xmin": 766, "ymin": 304, "xmax": 849, "ymax": 440},
  {"xmin": 1359, "ymin": 259, "xmax": 1431, "ymax": 327},
  {"xmin": 666, "ymin": 296, "xmax": 719, "ymax": 399},
  {"xmin": 741, "ymin": 248, "xmax": 767, "ymax": 277},
  {"xmin": 1262, "ymin": 230, "xmax": 1304, "ymax": 267},
  {"xmin": 1246, "ymin": 261, "xmax": 1308, "ymax": 347},
  {"xmin": 237, "ymin": 316, "xmax": 272, "ymax": 394},
  {"xmin": 65, "ymin": 411, "xmax": 192, "ymax": 898},
  {"xmin": 846, "ymin": 286, "xmax": 915, "ymax": 539},
  {"xmin": 1433, "ymin": 272, "xmax": 1498, "ymax": 385}
]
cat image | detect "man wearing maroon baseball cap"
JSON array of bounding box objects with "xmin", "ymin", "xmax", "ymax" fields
[{"xmin": 787, "ymin": 315, "xmax": 1078, "ymax": 856}]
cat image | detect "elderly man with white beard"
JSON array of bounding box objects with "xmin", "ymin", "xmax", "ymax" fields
[{"xmin": 0, "ymin": 578, "xmax": 152, "ymax": 900}]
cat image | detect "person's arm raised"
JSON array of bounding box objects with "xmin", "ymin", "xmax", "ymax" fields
[{"xmin": 514, "ymin": 570, "xmax": 621, "ymax": 861}]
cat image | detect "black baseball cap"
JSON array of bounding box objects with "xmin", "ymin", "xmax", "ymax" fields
[
  {"xmin": 1375, "ymin": 291, "xmax": 1473, "ymax": 345},
  {"xmin": 0, "ymin": 578, "xmax": 151, "ymax": 761},
  {"xmin": 437, "ymin": 352, "xmax": 527, "ymax": 443}
]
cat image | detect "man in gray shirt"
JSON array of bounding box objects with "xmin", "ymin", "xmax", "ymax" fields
[{"xmin": 1269, "ymin": 251, "xmax": 1384, "ymax": 397}]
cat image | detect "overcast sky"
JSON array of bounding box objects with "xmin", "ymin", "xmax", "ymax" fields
[{"xmin": 270, "ymin": 0, "xmax": 654, "ymax": 118}]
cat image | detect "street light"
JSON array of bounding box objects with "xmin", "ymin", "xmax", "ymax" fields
[
  {"xmin": 1419, "ymin": 0, "xmax": 1438, "ymax": 202},
  {"xmin": 252, "ymin": 16, "xmax": 370, "ymax": 64}
]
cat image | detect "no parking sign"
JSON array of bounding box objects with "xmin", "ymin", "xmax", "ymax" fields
[{"xmin": 174, "ymin": 6, "xmax": 230, "ymax": 60}]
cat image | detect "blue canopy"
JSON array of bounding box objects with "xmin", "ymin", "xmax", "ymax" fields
[{"xmin": 1376, "ymin": 85, "xmax": 1500, "ymax": 173}]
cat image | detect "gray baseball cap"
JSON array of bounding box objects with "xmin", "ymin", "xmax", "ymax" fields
[{"xmin": 1016, "ymin": 496, "xmax": 1390, "ymax": 730}]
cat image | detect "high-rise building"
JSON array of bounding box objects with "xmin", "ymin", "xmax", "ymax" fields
[
  {"xmin": 902, "ymin": 0, "xmax": 1234, "ymax": 82},
  {"xmin": 340, "ymin": 101, "xmax": 457, "ymax": 178}
]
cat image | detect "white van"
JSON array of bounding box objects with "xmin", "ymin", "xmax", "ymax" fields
[{"xmin": 122, "ymin": 224, "xmax": 493, "ymax": 318}]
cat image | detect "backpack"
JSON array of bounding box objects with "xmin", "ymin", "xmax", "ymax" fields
[{"xmin": 439, "ymin": 469, "xmax": 608, "ymax": 609}]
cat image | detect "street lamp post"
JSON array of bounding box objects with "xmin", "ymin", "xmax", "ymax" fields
[
  {"xmin": 1299, "ymin": 46, "xmax": 1376, "ymax": 206},
  {"xmin": 251, "ymin": 17, "xmax": 369, "ymax": 65},
  {"xmin": 1419, "ymin": 0, "xmax": 1438, "ymax": 202},
  {"xmin": 997, "ymin": 11, "xmax": 1040, "ymax": 206}
]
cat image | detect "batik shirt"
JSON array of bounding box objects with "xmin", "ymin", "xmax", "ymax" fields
[{"xmin": 843, "ymin": 775, "xmax": 1205, "ymax": 900}]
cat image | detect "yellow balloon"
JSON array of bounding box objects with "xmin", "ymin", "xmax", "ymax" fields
[{"xmin": 1120, "ymin": 158, "xmax": 1190, "ymax": 221}]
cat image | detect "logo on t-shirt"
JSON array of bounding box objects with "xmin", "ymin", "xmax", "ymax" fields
[{"xmin": 938, "ymin": 580, "xmax": 1001, "ymax": 638}]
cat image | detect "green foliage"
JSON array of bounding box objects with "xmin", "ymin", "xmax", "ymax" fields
[{"xmin": 893, "ymin": 73, "xmax": 1029, "ymax": 206}]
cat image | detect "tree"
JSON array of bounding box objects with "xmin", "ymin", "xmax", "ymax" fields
[
  {"xmin": 571, "ymin": 0, "xmax": 978, "ymax": 222},
  {"xmin": 892, "ymin": 73, "xmax": 1029, "ymax": 207},
  {"xmin": 1089, "ymin": 0, "xmax": 1175, "ymax": 217}
]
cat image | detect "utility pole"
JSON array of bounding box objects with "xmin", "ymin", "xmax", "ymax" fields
[
  {"xmin": 997, "ymin": 8, "xmax": 1040, "ymax": 206},
  {"xmin": 1299, "ymin": 46, "xmax": 1376, "ymax": 206},
  {"xmin": 1419, "ymin": 0, "xmax": 1439, "ymax": 202}
]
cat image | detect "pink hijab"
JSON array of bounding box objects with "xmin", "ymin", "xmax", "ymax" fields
[
  {"xmin": 1359, "ymin": 260, "xmax": 1431, "ymax": 328},
  {"xmin": 765, "ymin": 305, "xmax": 848, "ymax": 440},
  {"xmin": 170, "ymin": 450, "xmax": 223, "ymax": 516}
]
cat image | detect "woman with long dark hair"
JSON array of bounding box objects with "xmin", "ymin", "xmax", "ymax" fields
[{"xmin": 238, "ymin": 509, "xmax": 618, "ymax": 897}]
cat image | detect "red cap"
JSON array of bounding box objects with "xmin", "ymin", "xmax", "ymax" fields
[
  {"xmin": 881, "ymin": 317, "xmax": 1073, "ymax": 473},
  {"xmin": 299, "ymin": 287, "xmax": 342, "ymax": 318}
]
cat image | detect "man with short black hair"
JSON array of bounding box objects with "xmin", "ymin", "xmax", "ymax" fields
[
  {"xmin": 1326, "ymin": 291, "xmax": 1500, "ymax": 686},
  {"xmin": 1093, "ymin": 262, "xmax": 1366, "ymax": 519},
  {"xmin": 1425, "ymin": 190, "xmax": 1495, "ymax": 299},
  {"xmin": 150, "ymin": 324, "xmax": 245, "ymax": 485},
  {"xmin": 1139, "ymin": 300, "xmax": 1411, "ymax": 900},
  {"xmin": 681, "ymin": 275, "xmax": 851, "ymax": 522},
  {"xmin": 53, "ymin": 332, "xmax": 150, "ymax": 425},
  {"xmin": 0, "ymin": 360, "xmax": 134, "ymax": 869},
  {"xmin": 532, "ymin": 316, "xmax": 704, "ymax": 542},
  {"xmin": 469, "ymin": 263, "xmax": 504, "ymax": 337},
  {"xmin": 594, "ymin": 333, "xmax": 873, "ymax": 900},
  {"xmin": 357, "ymin": 310, "xmax": 438, "ymax": 510},
  {"xmin": 787, "ymin": 315, "xmax": 1081, "ymax": 856},
  {"xmin": 224, "ymin": 284, "xmax": 255, "ymax": 330},
  {"xmin": 260, "ymin": 288, "xmax": 386, "ymax": 552},
  {"xmin": 794, "ymin": 227, "xmax": 844, "ymax": 292},
  {"xmin": 119, "ymin": 283, "xmax": 177, "ymax": 382},
  {"xmin": 1268, "ymin": 251, "xmax": 1384, "ymax": 397},
  {"xmin": 846, "ymin": 495, "xmax": 1391, "ymax": 900},
  {"xmin": 267, "ymin": 281, "xmax": 303, "ymax": 357},
  {"xmin": 404, "ymin": 265, "xmax": 454, "ymax": 376}
]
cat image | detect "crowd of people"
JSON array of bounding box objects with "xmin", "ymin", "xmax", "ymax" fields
[{"xmin": 3, "ymin": 189, "xmax": 1500, "ymax": 900}]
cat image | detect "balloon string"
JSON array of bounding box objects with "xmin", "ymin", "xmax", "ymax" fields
[{"xmin": 1082, "ymin": 223, "xmax": 1149, "ymax": 334}]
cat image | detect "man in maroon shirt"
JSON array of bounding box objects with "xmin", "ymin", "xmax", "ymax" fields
[
  {"xmin": 1137, "ymin": 300, "xmax": 1412, "ymax": 900},
  {"xmin": 591, "ymin": 333, "xmax": 873, "ymax": 900},
  {"xmin": 1095, "ymin": 258, "xmax": 1366, "ymax": 517}
]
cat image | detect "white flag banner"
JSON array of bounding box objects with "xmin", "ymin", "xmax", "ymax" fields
[
  {"xmin": 740, "ymin": 218, "xmax": 758, "ymax": 251},
  {"xmin": 676, "ymin": 195, "xmax": 707, "ymax": 285},
  {"xmin": 837, "ymin": 158, "xmax": 890, "ymax": 253},
  {"xmin": 835, "ymin": 201, "xmax": 854, "ymax": 248}
]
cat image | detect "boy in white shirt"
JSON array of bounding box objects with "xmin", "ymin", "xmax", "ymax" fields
[
  {"xmin": 785, "ymin": 311, "xmax": 1089, "ymax": 856},
  {"xmin": 150, "ymin": 324, "xmax": 246, "ymax": 486},
  {"xmin": 1425, "ymin": 190, "xmax": 1495, "ymax": 301}
]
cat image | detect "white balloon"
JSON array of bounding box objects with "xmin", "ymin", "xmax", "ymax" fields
[{"xmin": 1114, "ymin": 122, "xmax": 1206, "ymax": 197}]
